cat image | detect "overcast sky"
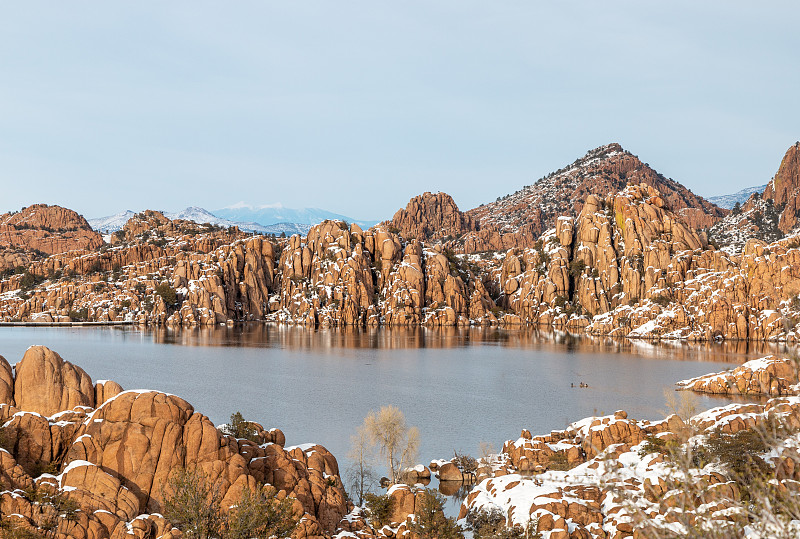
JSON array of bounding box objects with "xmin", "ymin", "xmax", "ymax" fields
[{"xmin": 1, "ymin": 2, "xmax": 798, "ymax": 220}]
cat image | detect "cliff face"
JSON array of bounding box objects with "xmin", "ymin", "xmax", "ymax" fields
[
  {"xmin": 762, "ymin": 141, "xmax": 800, "ymax": 233},
  {"xmin": 0, "ymin": 204, "xmax": 104, "ymax": 255},
  {"xmin": 0, "ymin": 345, "xmax": 347, "ymax": 539}
]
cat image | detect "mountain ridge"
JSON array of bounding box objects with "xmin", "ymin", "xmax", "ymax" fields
[
  {"xmin": 88, "ymin": 208, "xmax": 311, "ymax": 236},
  {"xmin": 213, "ymin": 204, "xmax": 378, "ymax": 229}
]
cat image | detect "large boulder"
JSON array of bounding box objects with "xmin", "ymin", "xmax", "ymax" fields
[
  {"xmin": 13, "ymin": 346, "xmax": 94, "ymax": 416},
  {"xmin": 65, "ymin": 390, "xmax": 198, "ymax": 513}
]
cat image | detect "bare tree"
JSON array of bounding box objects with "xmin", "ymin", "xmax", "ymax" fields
[
  {"xmin": 346, "ymin": 423, "xmax": 378, "ymax": 505},
  {"xmin": 363, "ymin": 405, "xmax": 420, "ymax": 484}
]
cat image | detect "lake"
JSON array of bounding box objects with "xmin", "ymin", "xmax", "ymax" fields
[{"xmin": 0, "ymin": 326, "xmax": 781, "ymax": 469}]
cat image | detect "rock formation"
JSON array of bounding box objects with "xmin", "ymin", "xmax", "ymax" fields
[
  {"xmin": 0, "ymin": 347, "xmax": 348, "ymax": 539},
  {"xmin": 3, "ymin": 143, "xmax": 800, "ymax": 342},
  {"xmin": 460, "ymin": 391, "xmax": 800, "ymax": 538},
  {"xmin": 463, "ymin": 143, "xmax": 725, "ymax": 252},
  {"xmin": 385, "ymin": 192, "xmax": 478, "ymax": 243},
  {"xmin": 677, "ymin": 355, "xmax": 800, "ymax": 396},
  {"xmin": 0, "ymin": 204, "xmax": 104, "ymax": 255},
  {"xmin": 710, "ymin": 142, "xmax": 800, "ymax": 253},
  {"xmin": 763, "ymin": 141, "xmax": 800, "ymax": 233}
]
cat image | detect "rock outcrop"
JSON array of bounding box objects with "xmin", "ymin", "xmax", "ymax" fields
[
  {"xmin": 3, "ymin": 143, "xmax": 800, "ymax": 342},
  {"xmin": 0, "ymin": 347, "xmax": 348, "ymax": 539},
  {"xmin": 385, "ymin": 192, "xmax": 478, "ymax": 243},
  {"xmin": 0, "ymin": 204, "xmax": 104, "ymax": 255},
  {"xmin": 677, "ymin": 355, "xmax": 800, "ymax": 396},
  {"xmin": 13, "ymin": 346, "xmax": 94, "ymax": 415},
  {"xmin": 763, "ymin": 141, "xmax": 800, "ymax": 233},
  {"xmin": 710, "ymin": 142, "xmax": 800, "ymax": 254},
  {"xmin": 461, "ymin": 391, "xmax": 800, "ymax": 538}
]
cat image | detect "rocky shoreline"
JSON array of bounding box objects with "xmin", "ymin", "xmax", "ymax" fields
[
  {"xmin": 0, "ymin": 346, "xmax": 348, "ymax": 539},
  {"xmin": 0, "ymin": 344, "xmax": 798, "ymax": 538}
]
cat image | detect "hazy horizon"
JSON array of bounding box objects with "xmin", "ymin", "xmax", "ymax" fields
[{"xmin": 1, "ymin": 2, "xmax": 798, "ymax": 219}]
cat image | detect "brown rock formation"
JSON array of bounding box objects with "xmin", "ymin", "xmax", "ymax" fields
[
  {"xmin": 0, "ymin": 346, "xmax": 348, "ymax": 539},
  {"xmin": 462, "ymin": 395, "xmax": 800, "ymax": 538},
  {"xmin": 763, "ymin": 141, "xmax": 800, "ymax": 233},
  {"xmin": 0, "ymin": 204, "xmax": 104, "ymax": 255},
  {"xmin": 677, "ymin": 356, "xmax": 799, "ymax": 396},
  {"xmin": 386, "ymin": 192, "xmax": 478, "ymax": 242},
  {"xmin": 463, "ymin": 143, "xmax": 724, "ymax": 252},
  {"xmin": 13, "ymin": 346, "xmax": 94, "ymax": 416}
]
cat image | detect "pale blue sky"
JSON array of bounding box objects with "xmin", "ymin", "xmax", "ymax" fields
[{"xmin": 1, "ymin": 2, "xmax": 798, "ymax": 220}]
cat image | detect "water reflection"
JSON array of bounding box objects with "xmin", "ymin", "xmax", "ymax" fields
[{"xmin": 148, "ymin": 324, "xmax": 790, "ymax": 364}]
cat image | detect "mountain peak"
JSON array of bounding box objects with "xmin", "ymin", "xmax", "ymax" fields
[{"xmin": 466, "ymin": 144, "xmax": 724, "ymax": 240}]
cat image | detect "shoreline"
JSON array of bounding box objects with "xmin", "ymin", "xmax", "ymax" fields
[{"xmin": 0, "ymin": 320, "xmax": 135, "ymax": 327}]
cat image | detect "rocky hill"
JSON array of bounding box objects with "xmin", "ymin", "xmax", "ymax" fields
[
  {"xmin": 3, "ymin": 143, "xmax": 800, "ymax": 341},
  {"xmin": 461, "ymin": 143, "xmax": 725, "ymax": 252},
  {"xmin": 0, "ymin": 204, "xmax": 104, "ymax": 256}
]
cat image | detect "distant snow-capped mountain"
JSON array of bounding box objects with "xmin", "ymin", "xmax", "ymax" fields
[
  {"xmin": 87, "ymin": 211, "xmax": 137, "ymax": 233},
  {"xmin": 213, "ymin": 203, "xmax": 378, "ymax": 229},
  {"xmin": 707, "ymin": 185, "xmax": 767, "ymax": 209},
  {"xmin": 89, "ymin": 207, "xmax": 311, "ymax": 236}
]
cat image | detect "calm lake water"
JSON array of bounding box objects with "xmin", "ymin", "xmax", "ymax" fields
[{"xmin": 0, "ymin": 326, "xmax": 785, "ymax": 480}]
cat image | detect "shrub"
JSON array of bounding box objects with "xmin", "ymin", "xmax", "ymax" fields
[
  {"xmin": 452, "ymin": 450, "xmax": 478, "ymax": 474},
  {"xmin": 220, "ymin": 412, "xmax": 261, "ymax": 443},
  {"xmin": 223, "ymin": 484, "xmax": 297, "ymax": 539},
  {"xmin": 68, "ymin": 308, "xmax": 89, "ymax": 322},
  {"xmin": 466, "ymin": 507, "xmax": 541, "ymax": 539},
  {"xmin": 162, "ymin": 468, "xmax": 297, "ymax": 539},
  {"xmin": 568, "ymin": 259, "xmax": 586, "ymax": 277},
  {"xmin": 155, "ymin": 283, "xmax": 177, "ymax": 305},
  {"xmin": 546, "ymin": 452, "xmax": 571, "ymax": 471},
  {"xmin": 0, "ymin": 524, "xmax": 47, "ymax": 539},
  {"xmin": 19, "ymin": 271, "xmax": 44, "ymax": 291},
  {"xmin": 410, "ymin": 489, "xmax": 464, "ymax": 539},
  {"xmin": 698, "ymin": 428, "xmax": 773, "ymax": 496},
  {"xmin": 637, "ymin": 435, "xmax": 676, "ymax": 458},
  {"xmin": 20, "ymin": 485, "xmax": 79, "ymax": 536},
  {"xmin": 162, "ymin": 467, "xmax": 224, "ymax": 539},
  {"xmin": 650, "ymin": 295, "xmax": 671, "ymax": 307},
  {"xmin": 364, "ymin": 493, "xmax": 393, "ymax": 527}
]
